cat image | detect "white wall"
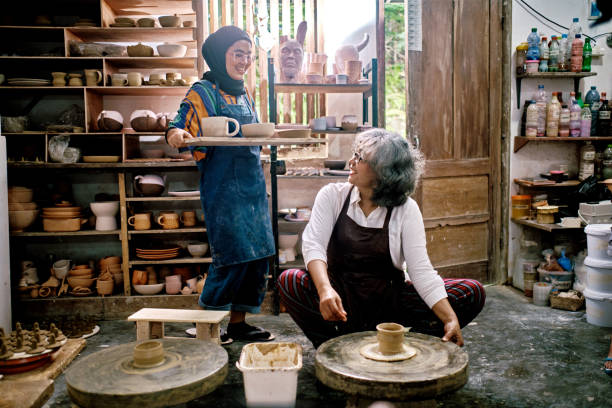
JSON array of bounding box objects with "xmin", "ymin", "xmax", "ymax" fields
[{"xmin": 509, "ymin": 0, "xmax": 612, "ymax": 285}]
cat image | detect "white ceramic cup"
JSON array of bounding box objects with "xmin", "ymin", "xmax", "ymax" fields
[
  {"xmin": 111, "ymin": 73, "xmax": 128, "ymax": 86},
  {"xmin": 127, "ymin": 72, "xmax": 142, "ymax": 86},
  {"xmin": 200, "ymin": 117, "xmax": 240, "ymax": 137},
  {"xmin": 310, "ymin": 117, "xmax": 327, "ymax": 131}
]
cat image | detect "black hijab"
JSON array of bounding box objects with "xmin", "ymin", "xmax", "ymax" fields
[{"xmin": 202, "ymin": 26, "xmax": 252, "ymax": 96}]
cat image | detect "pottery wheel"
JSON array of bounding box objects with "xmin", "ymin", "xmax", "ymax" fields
[
  {"xmin": 65, "ymin": 338, "xmax": 228, "ymax": 408},
  {"xmin": 315, "ymin": 332, "xmax": 468, "ymax": 402}
]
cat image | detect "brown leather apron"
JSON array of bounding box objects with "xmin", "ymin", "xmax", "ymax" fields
[{"xmin": 327, "ymin": 186, "xmax": 406, "ymax": 333}]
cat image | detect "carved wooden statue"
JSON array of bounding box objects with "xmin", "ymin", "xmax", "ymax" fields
[{"xmin": 279, "ymin": 21, "xmax": 307, "ymax": 83}]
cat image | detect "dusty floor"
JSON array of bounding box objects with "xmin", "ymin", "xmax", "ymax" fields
[{"xmin": 41, "ymin": 285, "xmax": 612, "ymax": 407}]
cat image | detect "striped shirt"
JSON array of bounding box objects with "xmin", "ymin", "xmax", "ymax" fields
[{"xmin": 168, "ymin": 80, "xmax": 257, "ymax": 161}]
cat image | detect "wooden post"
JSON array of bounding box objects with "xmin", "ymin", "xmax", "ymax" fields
[
  {"xmin": 118, "ymin": 173, "xmax": 130, "ymax": 296},
  {"xmin": 246, "ymin": 0, "xmax": 256, "ymax": 96},
  {"xmin": 376, "ymin": 0, "xmax": 385, "ymax": 128}
]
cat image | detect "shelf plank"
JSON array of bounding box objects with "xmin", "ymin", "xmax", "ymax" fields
[
  {"xmin": 129, "ymin": 257, "xmax": 212, "ymax": 265},
  {"xmin": 514, "ymin": 179, "xmax": 581, "ymax": 188},
  {"xmin": 8, "ymin": 162, "xmax": 196, "ymax": 169},
  {"xmin": 274, "ymin": 83, "xmax": 371, "ymax": 94},
  {"xmin": 516, "ymin": 72, "xmax": 597, "ymax": 79},
  {"xmin": 87, "ymin": 86, "xmax": 190, "ymax": 96},
  {"xmin": 311, "ymin": 129, "xmax": 361, "ymax": 134},
  {"xmin": 66, "ymin": 27, "xmax": 195, "ymax": 42},
  {"xmin": 10, "ymin": 230, "xmax": 120, "ymax": 237},
  {"xmin": 185, "ymin": 137, "xmax": 327, "ymax": 147},
  {"xmin": 512, "ymin": 218, "xmax": 582, "ymax": 232},
  {"xmin": 514, "ymin": 136, "xmax": 612, "ymax": 152},
  {"xmin": 126, "ymin": 196, "xmax": 200, "ymax": 201},
  {"xmin": 104, "ymin": 0, "xmax": 195, "ymax": 16},
  {"xmin": 128, "ymin": 227, "xmax": 206, "ymax": 234}
]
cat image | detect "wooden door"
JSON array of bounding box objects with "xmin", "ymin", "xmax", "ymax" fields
[{"xmin": 404, "ymin": 0, "xmax": 502, "ymax": 282}]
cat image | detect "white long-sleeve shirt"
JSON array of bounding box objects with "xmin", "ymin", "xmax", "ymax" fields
[{"xmin": 301, "ymin": 182, "xmax": 447, "ymax": 309}]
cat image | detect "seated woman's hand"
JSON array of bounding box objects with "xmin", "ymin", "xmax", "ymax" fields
[
  {"xmin": 441, "ymin": 319, "xmax": 464, "ymax": 347},
  {"xmin": 167, "ymin": 128, "xmax": 194, "ymax": 148},
  {"xmin": 318, "ymin": 287, "xmax": 347, "ymax": 322}
]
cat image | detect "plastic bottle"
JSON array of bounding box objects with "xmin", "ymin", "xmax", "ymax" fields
[
  {"xmin": 535, "ymin": 85, "xmax": 548, "ymax": 137},
  {"xmin": 579, "ymin": 142, "xmax": 595, "ymax": 180},
  {"xmin": 582, "ymin": 37, "xmax": 592, "ymax": 72},
  {"xmin": 598, "ymin": 98, "xmax": 611, "ymax": 136},
  {"xmin": 546, "ymin": 92, "xmax": 561, "ymax": 136},
  {"xmin": 526, "ymin": 28, "xmax": 540, "ymax": 60},
  {"xmin": 567, "ymin": 17, "xmax": 581, "ymax": 56},
  {"xmin": 558, "ymin": 33, "xmax": 569, "ymax": 71},
  {"xmin": 548, "ymin": 36, "xmax": 559, "ymax": 71},
  {"xmin": 526, "ymin": 101, "xmax": 539, "ymax": 137},
  {"xmin": 570, "ymin": 93, "xmax": 582, "ymax": 137},
  {"xmin": 581, "ymin": 104, "xmax": 592, "ymax": 137},
  {"xmin": 570, "ymin": 34, "xmax": 583, "ymax": 72},
  {"xmin": 585, "ymin": 86, "xmax": 600, "ymax": 136},
  {"xmin": 559, "ymin": 105, "xmax": 570, "ymax": 137},
  {"xmin": 538, "ymin": 36, "xmax": 549, "ymax": 72}
]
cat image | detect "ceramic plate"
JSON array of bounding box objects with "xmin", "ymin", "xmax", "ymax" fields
[
  {"xmin": 285, "ymin": 214, "xmax": 310, "ymax": 222},
  {"xmin": 168, "ymin": 190, "xmax": 200, "ymax": 197},
  {"xmin": 326, "ymin": 170, "xmax": 350, "ymax": 176},
  {"xmin": 43, "ymin": 206, "xmax": 81, "ymax": 212},
  {"xmin": 136, "ymin": 254, "xmax": 179, "ymax": 260},
  {"xmin": 83, "ymin": 156, "xmax": 121, "ymax": 163},
  {"xmin": 275, "ymin": 129, "xmax": 311, "ymax": 138},
  {"xmin": 7, "ymin": 78, "xmax": 51, "ymax": 86}
]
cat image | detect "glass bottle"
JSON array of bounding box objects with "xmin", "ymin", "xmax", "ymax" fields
[
  {"xmin": 598, "ymin": 99, "xmax": 611, "ymax": 136},
  {"xmin": 603, "ymin": 144, "xmax": 612, "ymax": 180},
  {"xmin": 579, "ymin": 142, "xmax": 595, "ymax": 180},
  {"xmin": 582, "ymin": 37, "xmax": 592, "ymax": 72}
]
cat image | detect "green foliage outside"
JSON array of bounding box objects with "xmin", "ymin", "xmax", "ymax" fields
[{"xmin": 384, "ymin": 3, "xmax": 406, "ymax": 135}]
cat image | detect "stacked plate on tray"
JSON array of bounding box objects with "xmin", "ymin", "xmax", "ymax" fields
[
  {"xmin": 7, "ymin": 78, "xmax": 51, "ymax": 86},
  {"xmin": 42, "ymin": 205, "xmax": 85, "ymax": 232},
  {"xmin": 136, "ymin": 246, "xmax": 181, "ymax": 260}
]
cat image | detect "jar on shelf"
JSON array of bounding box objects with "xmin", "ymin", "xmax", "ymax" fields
[
  {"xmin": 526, "ymin": 60, "xmax": 539, "ymax": 73},
  {"xmin": 512, "ymin": 195, "xmax": 531, "ymax": 220},
  {"xmin": 515, "ymin": 42, "xmax": 528, "ymax": 75}
]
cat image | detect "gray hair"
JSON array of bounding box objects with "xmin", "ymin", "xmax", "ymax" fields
[{"xmin": 354, "ymin": 128, "xmax": 424, "ymax": 207}]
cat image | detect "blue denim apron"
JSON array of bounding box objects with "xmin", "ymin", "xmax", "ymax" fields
[{"xmin": 196, "ymin": 82, "xmax": 275, "ymax": 268}]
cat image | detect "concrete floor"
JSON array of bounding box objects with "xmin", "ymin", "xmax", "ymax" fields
[{"xmin": 42, "ymin": 285, "xmax": 612, "ymax": 408}]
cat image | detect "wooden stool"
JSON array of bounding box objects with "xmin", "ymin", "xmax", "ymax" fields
[{"xmin": 127, "ymin": 308, "xmax": 229, "ymax": 344}]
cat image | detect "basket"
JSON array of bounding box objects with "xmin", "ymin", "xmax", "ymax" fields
[{"xmin": 550, "ymin": 292, "xmax": 584, "ymax": 311}]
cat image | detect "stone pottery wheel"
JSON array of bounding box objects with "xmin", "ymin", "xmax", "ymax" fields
[
  {"xmin": 65, "ymin": 338, "xmax": 228, "ymax": 408},
  {"xmin": 315, "ymin": 332, "xmax": 468, "ymax": 408}
]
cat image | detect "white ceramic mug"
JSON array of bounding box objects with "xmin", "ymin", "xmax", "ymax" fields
[
  {"xmin": 127, "ymin": 72, "xmax": 142, "ymax": 86},
  {"xmin": 111, "ymin": 73, "xmax": 128, "ymax": 86},
  {"xmin": 200, "ymin": 116, "xmax": 240, "ymax": 137},
  {"xmin": 149, "ymin": 73, "xmax": 165, "ymax": 85}
]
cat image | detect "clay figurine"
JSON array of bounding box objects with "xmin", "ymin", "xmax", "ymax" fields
[
  {"xmin": 27, "ymin": 338, "xmax": 45, "ymax": 355},
  {"xmin": 46, "ymin": 333, "xmax": 62, "ymax": 349},
  {"xmin": 334, "ymin": 33, "xmax": 370, "ymax": 74},
  {"xmin": 278, "ymin": 21, "xmax": 307, "ymax": 83},
  {"xmin": 0, "ymin": 338, "xmax": 13, "ymax": 360},
  {"xmin": 13, "ymin": 334, "xmax": 27, "ymax": 353},
  {"xmin": 50, "ymin": 323, "xmax": 66, "ymax": 342}
]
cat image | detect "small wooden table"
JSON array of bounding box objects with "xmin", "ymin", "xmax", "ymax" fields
[{"xmin": 127, "ymin": 308, "xmax": 229, "ymax": 344}]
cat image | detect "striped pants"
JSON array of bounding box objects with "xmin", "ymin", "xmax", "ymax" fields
[{"xmin": 278, "ymin": 269, "xmax": 486, "ymax": 348}]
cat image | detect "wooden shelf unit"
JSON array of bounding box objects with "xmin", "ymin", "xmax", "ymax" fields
[
  {"xmin": 514, "ymin": 71, "xmax": 597, "ymax": 109},
  {"xmin": 512, "ymin": 218, "xmax": 583, "ymax": 232},
  {"xmin": 129, "ymin": 257, "xmax": 212, "ymax": 266},
  {"xmin": 513, "ymin": 179, "xmax": 581, "ymax": 188}
]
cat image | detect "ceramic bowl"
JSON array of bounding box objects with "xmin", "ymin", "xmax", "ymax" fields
[
  {"xmin": 158, "ymin": 15, "xmax": 181, "ymax": 27},
  {"xmin": 137, "ymin": 18, "xmax": 155, "ymax": 27},
  {"xmin": 549, "ymin": 171, "xmax": 565, "ymax": 183},
  {"xmin": 135, "ymin": 183, "xmax": 165, "ymax": 197},
  {"xmin": 69, "ymin": 268, "xmax": 93, "ymax": 276},
  {"xmin": 99, "ymin": 256, "xmax": 121, "ymax": 268},
  {"xmin": 96, "ymin": 279, "xmax": 114, "ymax": 295},
  {"xmin": 187, "ymin": 242, "xmax": 209, "ymax": 257},
  {"xmin": 157, "ymin": 43, "xmax": 187, "ymax": 57},
  {"xmin": 278, "ymin": 233, "xmax": 299, "ymax": 250},
  {"xmin": 324, "ymin": 160, "xmax": 346, "ymax": 170},
  {"xmin": 67, "ymin": 277, "xmax": 95, "ymax": 288},
  {"xmin": 90, "ymin": 201, "xmax": 119, "ymax": 217},
  {"xmin": 127, "ymin": 43, "xmax": 154, "ymax": 57},
  {"xmin": 53, "ymin": 260, "xmax": 71, "ymax": 279},
  {"xmin": 8, "ymin": 209, "xmax": 38, "ymax": 231},
  {"xmin": 241, "ymin": 123, "xmax": 276, "ymax": 138},
  {"xmin": 8, "ymin": 202, "xmax": 36, "ymax": 211},
  {"xmin": 133, "ymin": 283, "xmax": 164, "ymax": 295},
  {"xmin": 97, "ymin": 111, "xmax": 124, "ymax": 131},
  {"xmin": 8, "ymin": 188, "xmax": 33, "ymax": 203}
]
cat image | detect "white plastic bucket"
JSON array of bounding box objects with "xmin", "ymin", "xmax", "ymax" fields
[
  {"xmin": 236, "ymin": 342, "xmax": 302, "ymax": 408},
  {"xmin": 584, "ymin": 224, "xmax": 612, "ymax": 260},
  {"xmin": 584, "ymin": 288, "xmax": 612, "ymax": 327},
  {"xmin": 584, "ymin": 256, "xmax": 612, "ymax": 292}
]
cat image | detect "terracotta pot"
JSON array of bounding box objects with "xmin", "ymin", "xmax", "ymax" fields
[
  {"xmin": 96, "ymin": 279, "xmax": 114, "ymax": 295},
  {"xmin": 132, "ymin": 269, "xmax": 148, "ymax": 286}
]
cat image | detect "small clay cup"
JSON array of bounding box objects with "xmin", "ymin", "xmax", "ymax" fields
[
  {"xmin": 157, "ymin": 213, "xmax": 179, "ymax": 229},
  {"xmin": 180, "ymin": 210, "xmax": 196, "ymax": 227},
  {"xmin": 133, "ymin": 340, "xmax": 164, "ymax": 368},
  {"xmin": 376, "ymin": 322, "xmax": 406, "ymax": 355},
  {"xmin": 128, "ymin": 213, "xmax": 151, "ymax": 230}
]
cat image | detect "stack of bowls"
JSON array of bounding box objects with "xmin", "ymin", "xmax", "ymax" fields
[
  {"xmin": 41, "ymin": 204, "xmax": 85, "ymax": 232},
  {"xmin": 8, "ymin": 187, "xmax": 38, "ymax": 232},
  {"xmin": 67, "ymin": 264, "xmax": 95, "ymax": 289}
]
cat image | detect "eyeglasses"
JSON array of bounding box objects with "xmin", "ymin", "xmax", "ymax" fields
[
  {"xmin": 232, "ymin": 51, "xmax": 253, "ymax": 62},
  {"xmin": 351, "ymin": 151, "xmax": 366, "ymax": 163}
]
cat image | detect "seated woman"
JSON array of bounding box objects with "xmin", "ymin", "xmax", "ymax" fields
[{"xmin": 278, "ymin": 129, "xmax": 485, "ymax": 348}]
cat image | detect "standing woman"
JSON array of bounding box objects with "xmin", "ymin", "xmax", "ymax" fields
[{"xmin": 167, "ymin": 26, "xmax": 275, "ymax": 344}]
